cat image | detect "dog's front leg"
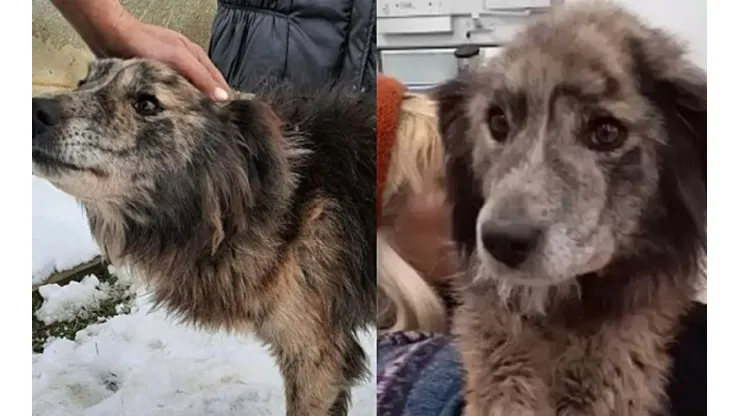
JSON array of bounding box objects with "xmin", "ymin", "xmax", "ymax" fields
[
  {"xmin": 270, "ymin": 342, "xmax": 341, "ymax": 415},
  {"xmin": 270, "ymin": 344, "xmax": 341, "ymax": 415},
  {"xmin": 459, "ymin": 348, "xmax": 553, "ymax": 416},
  {"xmin": 550, "ymin": 347, "xmax": 630, "ymax": 416},
  {"xmin": 454, "ymin": 292, "xmax": 554, "ymax": 416},
  {"xmin": 265, "ymin": 325, "xmax": 366, "ymax": 416},
  {"xmin": 550, "ymin": 321, "xmax": 676, "ymax": 416}
]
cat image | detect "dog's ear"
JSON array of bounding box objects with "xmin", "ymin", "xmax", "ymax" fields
[
  {"xmin": 221, "ymin": 98, "xmax": 285, "ymax": 185},
  {"xmin": 663, "ymin": 63, "xmax": 706, "ymax": 249},
  {"xmin": 431, "ymin": 76, "xmax": 472, "ymax": 156},
  {"xmin": 431, "ymin": 75, "xmax": 485, "ymax": 257},
  {"xmin": 631, "ymin": 34, "xmax": 707, "ymax": 248},
  {"xmin": 196, "ymin": 98, "xmax": 288, "ymax": 255}
]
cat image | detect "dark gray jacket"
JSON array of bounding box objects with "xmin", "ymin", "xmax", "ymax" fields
[{"xmin": 208, "ymin": 0, "xmax": 376, "ymax": 93}]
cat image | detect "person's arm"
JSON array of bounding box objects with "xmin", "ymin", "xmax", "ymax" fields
[
  {"xmin": 49, "ymin": 0, "xmax": 129, "ymax": 58},
  {"xmin": 49, "ymin": 0, "xmax": 230, "ymax": 101}
]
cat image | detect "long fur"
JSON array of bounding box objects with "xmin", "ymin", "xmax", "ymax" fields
[
  {"xmin": 376, "ymin": 91, "xmax": 455, "ymax": 333},
  {"xmin": 31, "ymin": 58, "xmax": 375, "ymax": 416},
  {"xmin": 377, "ymin": 231, "xmax": 446, "ymax": 332},
  {"xmin": 433, "ymin": 3, "xmax": 706, "ymax": 415}
]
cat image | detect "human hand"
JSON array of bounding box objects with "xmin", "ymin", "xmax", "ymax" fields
[{"xmin": 95, "ymin": 14, "xmax": 231, "ymax": 101}]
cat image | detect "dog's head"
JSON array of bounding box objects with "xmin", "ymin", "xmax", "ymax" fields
[
  {"xmin": 435, "ymin": 3, "xmax": 706, "ymax": 290},
  {"xmin": 32, "ymin": 58, "xmax": 292, "ymax": 257}
]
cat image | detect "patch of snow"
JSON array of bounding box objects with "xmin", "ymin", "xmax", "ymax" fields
[
  {"xmin": 32, "ymin": 176, "xmax": 99, "ymax": 285},
  {"xmin": 32, "ymin": 276, "xmax": 377, "ymax": 416},
  {"xmin": 35, "ymin": 275, "xmax": 110, "ymax": 325}
]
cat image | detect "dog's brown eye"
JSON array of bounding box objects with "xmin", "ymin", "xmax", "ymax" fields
[
  {"xmin": 488, "ymin": 106, "xmax": 510, "ymax": 142},
  {"xmin": 133, "ymin": 94, "xmax": 162, "ymax": 116},
  {"xmin": 77, "ymin": 79, "xmax": 87, "ymax": 88},
  {"xmin": 587, "ymin": 117, "xmax": 627, "ymax": 151}
]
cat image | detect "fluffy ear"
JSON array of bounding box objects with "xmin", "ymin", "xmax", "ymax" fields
[
  {"xmin": 431, "ymin": 76, "xmax": 485, "ymax": 257},
  {"xmin": 431, "ymin": 76, "xmax": 471, "ymax": 156},
  {"xmin": 659, "ymin": 61, "xmax": 706, "ymax": 165},
  {"xmin": 664, "ymin": 63, "xmax": 706, "ymax": 249},
  {"xmin": 632, "ymin": 34, "xmax": 707, "ymax": 249},
  {"xmin": 222, "ymin": 98, "xmax": 285, "ymax": 187}
]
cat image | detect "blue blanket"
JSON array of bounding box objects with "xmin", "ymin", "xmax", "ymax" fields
[{"xmin": 376, "ymin": 331, "xmax": 463, "ymax": 416}]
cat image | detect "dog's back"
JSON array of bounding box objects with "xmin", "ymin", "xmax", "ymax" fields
[{"xmin": 252, "ymin": 83, "xmax": 377, "ymax": 330}]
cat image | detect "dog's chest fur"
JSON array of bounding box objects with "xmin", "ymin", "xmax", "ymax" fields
[{"xmin": 455, "ymin": 286, "xmax": 689, "ymax": 416}]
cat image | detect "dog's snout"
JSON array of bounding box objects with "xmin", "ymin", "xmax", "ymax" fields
[
  {"xmin": 481, "ymin": 222, "xmax": 542, "ymax": 268},
  {"xmin": 33, "ymin": 98, "xmax": 62, "ymax": 138}
]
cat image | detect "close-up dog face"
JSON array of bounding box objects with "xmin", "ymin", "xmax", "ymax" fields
[
  {"xmin": 32, "ymin": 58, "xmax": 218, "ymax": 202},
  {"xmin": 32, "ymin": 58, "xmax": 292, "ymax": 260},
  {"xmin": 436, "ymin": 3, "xmax": 706, "ymax": 288}
]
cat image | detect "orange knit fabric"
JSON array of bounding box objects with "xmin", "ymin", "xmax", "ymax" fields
[{"xmin": 377, "ymin": 74, "xmax": 407, "ymax": 222}]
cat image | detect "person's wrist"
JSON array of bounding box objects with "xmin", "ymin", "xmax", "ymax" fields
[{"xmin": 90, "ymin": 6, "xmax": 140, "ymax": 58}]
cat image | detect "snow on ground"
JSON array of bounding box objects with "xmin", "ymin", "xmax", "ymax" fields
[
  {"xmin": 33, "ymin": 269, "xmax": 377, "ymax": 416},
  {"xmin": 32, "ymin": 177, "xmax": 99, "ymax": 285},
  {"xmin": 35, "ymin": 275, "xmax": 112, "ymax": 325}
]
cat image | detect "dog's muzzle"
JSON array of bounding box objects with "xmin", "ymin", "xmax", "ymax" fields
[{"xmin": 33, "ymin": 97, "xmax": 62, "ymax": 140}]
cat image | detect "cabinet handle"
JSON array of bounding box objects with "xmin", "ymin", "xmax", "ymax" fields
[{"xmin": 481, "ymin": 8, "xmax": 533, "ymax": 17}]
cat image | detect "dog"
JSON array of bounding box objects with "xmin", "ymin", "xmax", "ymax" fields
[
  {"xmin": 434, "ymin": 2, "xmax": 706, "ymax": 415},
  {"xmin": 31, "ymin": 58, "xmax": 376, "ymax": 416}
]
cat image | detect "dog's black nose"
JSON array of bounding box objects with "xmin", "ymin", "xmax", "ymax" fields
[
  {"xmin": 480, "ymin": 223, "xmax": 542, "ymax": 268},
  {"xmin": 33, "ymin": 98, "xmax": 62, "ymax": 138}
]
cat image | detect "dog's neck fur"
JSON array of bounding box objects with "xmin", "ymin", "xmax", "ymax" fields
[{"xmin": 83, "ymin": 103, "xmax": 309, "ymax": 330}]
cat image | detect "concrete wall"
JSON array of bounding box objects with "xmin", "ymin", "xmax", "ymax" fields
[{"xmin": 32, "ymin": 0, "xmax": 217, "ymax": 94}]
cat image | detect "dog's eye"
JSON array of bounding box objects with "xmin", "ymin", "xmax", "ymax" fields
[
  {"xmin": 587, "ymin": 117, "xmax": 627, "ymax": 151},
  {"xmin": 133, "ymin": 94, "xmax": 163, "ymax": 116},
  {"xmin": 77, "ymin": 78, "xmax": 88, "ymax": 88},
  {"xmin": 488, "ymin": 106, "xmax": 510, "ymax": 142}
]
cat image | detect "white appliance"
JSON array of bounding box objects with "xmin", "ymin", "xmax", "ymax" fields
[{"xmin": 377, "ymin": 0, "xmax": 562, "ymax": 88}]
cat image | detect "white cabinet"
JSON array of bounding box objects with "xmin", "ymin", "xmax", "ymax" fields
[
  {"xmin": 380, "ymin": 49, "xmax": 460, "ymax": 88},
  {"xmin": 377, "ymin": 0, "xmax": 556, "ymax": 19},
  {"xmin": 380, "ymin": 47, "xmax": 504, "ymax": 89},
  {"xmin": 377, "ymin": 0, "xmax": 450, "ymax": 17},
  {"xmin": 484, "ymin": 0, "xmax": 553, "ymax": 9},
  {"xmin": 377, "ymin": 0, "xmax": 560, "ymax": 86}
]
